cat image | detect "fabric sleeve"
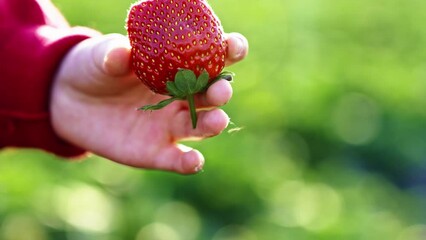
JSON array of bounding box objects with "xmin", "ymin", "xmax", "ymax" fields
[{"xmin": 0, "ymin": 0, "xmax": 101, "ymax": 157}]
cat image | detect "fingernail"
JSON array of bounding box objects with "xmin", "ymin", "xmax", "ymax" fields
[
  {"xmin": 194, "ymin": 164, "xmax": 204, "ymax": 173},
  {"xmin": 194, "ymin": 159, "xmax": 205, "ymax": 173},
  {"xmin": 233, "ymin": 36, "xmax": 245, "ymax": 60}
]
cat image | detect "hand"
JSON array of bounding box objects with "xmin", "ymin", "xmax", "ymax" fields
[{"xmin": 50, "ymin": 33, "xmax": 248, "ymax": 174}]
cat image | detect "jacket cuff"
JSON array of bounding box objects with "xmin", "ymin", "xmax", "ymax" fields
[{"xmin": 0, "ymin": 26, "xmax": 100, "ymax": 158}]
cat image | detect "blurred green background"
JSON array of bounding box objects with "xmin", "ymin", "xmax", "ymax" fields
[{"xmin": 1, "ymin": 0, "xmax": 426, "ymax": 239}]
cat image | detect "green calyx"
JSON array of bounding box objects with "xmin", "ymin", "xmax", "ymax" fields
[{"xmin": 139, "ymin": 69, "xmax": 235, "ymax": 129}]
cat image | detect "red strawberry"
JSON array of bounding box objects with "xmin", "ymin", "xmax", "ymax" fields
[{"xmin": 126, "ymin": 0, "xmax": 233, "ymax": 128}]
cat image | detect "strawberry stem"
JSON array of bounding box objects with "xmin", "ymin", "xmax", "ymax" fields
[
  {"xmin": 138, "ymin": 69, "xmax": 234, "ymax": 129},
  {"xmin": 187, "ymin": 94, "xmax": 197, "ymax": 129}
]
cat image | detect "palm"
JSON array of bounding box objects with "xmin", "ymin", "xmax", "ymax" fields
[
  {"xmin": 53, "ymin": 75, "xmax": 211, "ymax": 173},
  {"xmin": 71, "ymin": 85, "xmax": 180, "ymax": 168}
]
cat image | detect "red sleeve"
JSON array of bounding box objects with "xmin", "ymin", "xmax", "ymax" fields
[{"xmin": 0, "ymin": 0, "xmax": 101, "ymax": 157}]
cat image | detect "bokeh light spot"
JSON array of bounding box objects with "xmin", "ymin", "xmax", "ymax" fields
[
  {"xmin": 212, "ymin": 225, "xmax": 258, "ymax": 240},
  {"xmin": 136, "ymin": 223, "xmax": 180, "ymax": 240},
  {"xmin": 268, "ymin": 181, "xmax": 342, "ymax": 231},
  {"xmin": 155, "ymin": 201, "xmax": 201, "ymax": 240},
  {"xmin": 52, "ymin": 183, "xmax": 116, "ymax": 233},
  {"xmin": 0, "ymin": 214, "xmax": 47, "ymax": 240},
  {"xmin": 332, "ymin": 92, "xmax": 381, "ymax": 145},
  {"xmin": 397, "ymin": 225, "xmax": 426, "ymax": 240}
]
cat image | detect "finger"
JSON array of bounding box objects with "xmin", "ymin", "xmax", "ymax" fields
[
  {"xmin": 92, "ymin": 34, "xmax": 133, "ymax": 77},
  {"xmin": 103, "ymin": 36, "xmax": 132, "ymax": 77},
  {"xmin": 151, "ymin": 145, "xmax": 205, "ymax": 174},
  {"xmin": 79, "ymin": 34, "xmax": 140, "ymax": 94},
  {"xmin": 171, "ymin": 108, "xmax": 229, "ymax": 140},
  {"xmin": 225, "ymin": 32, "xmax": 249, "ymax": 66},
  {"xmin": 194, "ymin": 79, "xmax": 233, "ymax": 109}
]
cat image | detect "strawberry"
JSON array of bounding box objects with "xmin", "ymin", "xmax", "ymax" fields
[{"xmin": 126, "ymin": 0, "xmax": 233, "ymax": 128}]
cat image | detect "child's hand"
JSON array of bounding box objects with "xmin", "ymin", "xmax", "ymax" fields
[{"xmin": 50, "ymin": 33, "xmax": 248, "ymax": 174}]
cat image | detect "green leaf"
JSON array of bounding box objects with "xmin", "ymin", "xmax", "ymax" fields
[
  {"xmin": 166, "ymin": 81, "xmax": 186, "ymax": 98},
  {"xmin": 203, "ymin": 71, "xmax": 235, "ymax": 91},
  {"xmin": 139, "ymin": 97, "xmax": 178, "ymax": 111},
  {"xmin": 175, "ymin": 69, "xmax": 197, "ymax": 94},
  {"xmin": 217, "ymin": 71, "xmax": 235, "ymax": 82},
  {"xmin": 195, "ymin": 70, "xmax": 210, "ymax": 92}
]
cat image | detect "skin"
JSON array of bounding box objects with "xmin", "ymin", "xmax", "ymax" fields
[{"xmin": 50, "ymin": 32, "xmax": 249, "ymax": 175}]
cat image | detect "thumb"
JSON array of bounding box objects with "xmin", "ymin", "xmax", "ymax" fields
[
  {"xmin": 225, "ymin": 32, "xmax": 249, "ymax": 66},
  {"xmin": 57, "ymin": 33, "xmax": 139, "ymax": 94},
  {"xmin": 92, "ymin": 33, "xmax": 133, "ymax": 77}
]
